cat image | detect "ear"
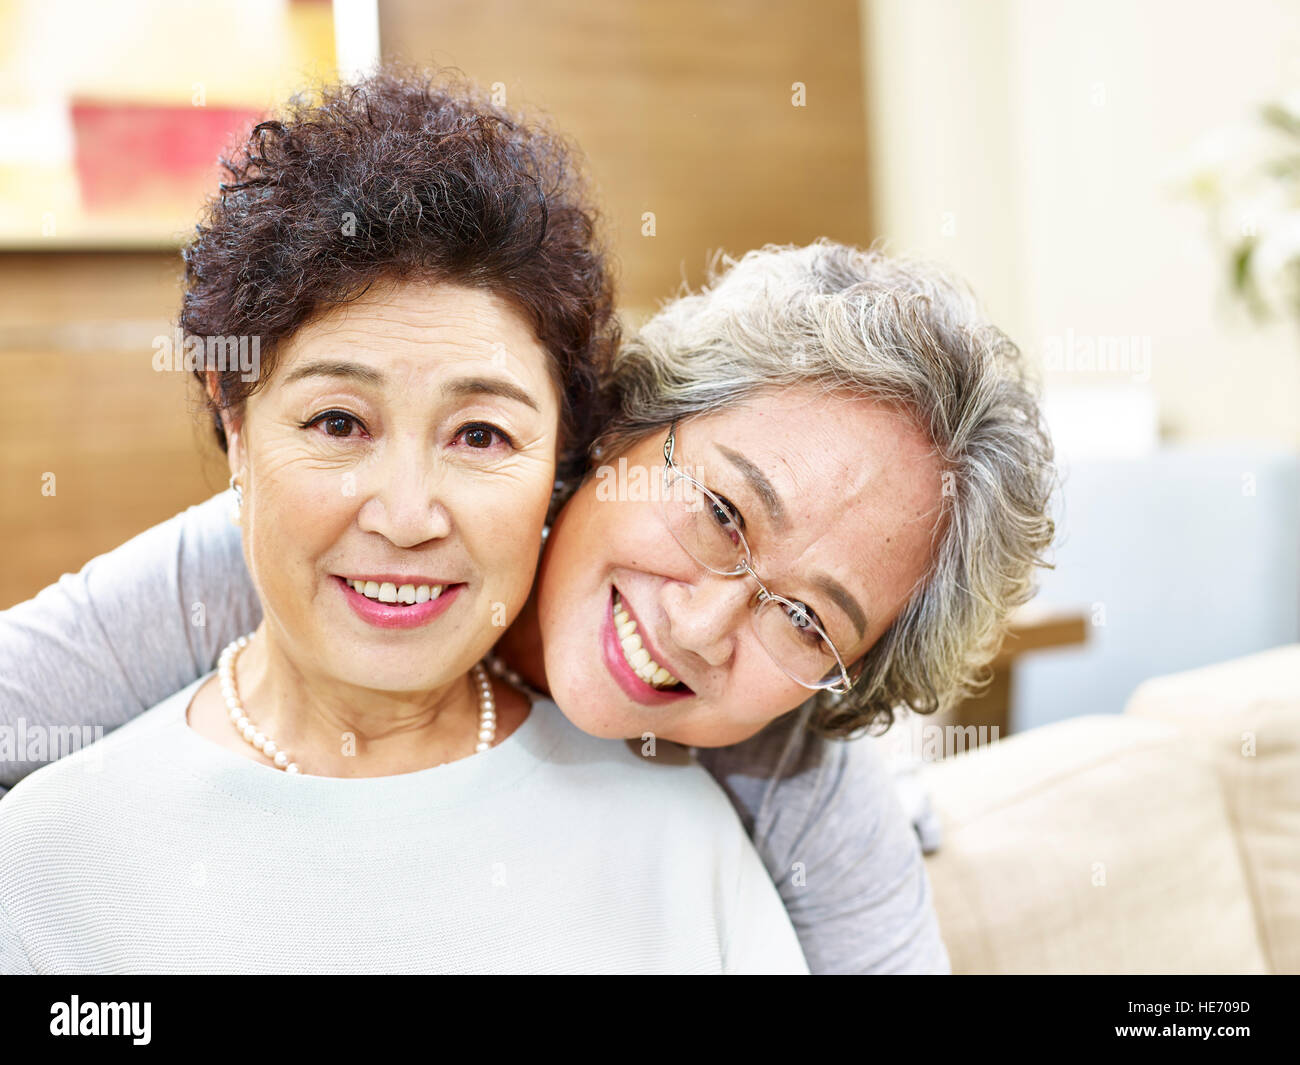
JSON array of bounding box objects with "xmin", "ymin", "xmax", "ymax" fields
[{"xmin": 205, "ymin": 372, "xmax": 246, "ymax": 477}]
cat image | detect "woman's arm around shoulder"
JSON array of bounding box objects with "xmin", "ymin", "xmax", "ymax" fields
[{"xmin": 0, "ymin": 490, "xmax": 259, "ymax": 794}]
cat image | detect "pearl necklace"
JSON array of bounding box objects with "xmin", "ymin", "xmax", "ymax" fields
[
  {"xmin": 485, "ymin": 653, "xmax": 527, "ymax": 691},
  {"xmin": 217, "ymin": 632, "xmax": 498, "ymax": 775}
]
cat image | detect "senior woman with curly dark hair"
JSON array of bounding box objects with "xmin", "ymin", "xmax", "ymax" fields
[
  {"xmin": 0, "ymin": 75, "xmax": 1057, "ymax": 975},
  {"xmin": 0, "ymin": 70, "xmax": 809, "ymax": 974}
]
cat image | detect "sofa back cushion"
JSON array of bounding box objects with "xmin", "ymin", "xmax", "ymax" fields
[
  {"xmin": 921, "ymin": 714, "xmax": 1270, "ymax": 973},
  {"xmin": 1123, "ymin": 644, "xmax": 1300, "ymax": 975}
]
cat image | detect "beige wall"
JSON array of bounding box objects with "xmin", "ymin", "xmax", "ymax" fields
[{"xmin": 862, "ymin": 0, "xmax": 1300, "ymax": 449}]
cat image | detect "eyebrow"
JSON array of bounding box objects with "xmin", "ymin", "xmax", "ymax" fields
[
  {"xmin": 715, "ymin": 444, "xmax": 787, "ymax": 528},
  {"xmin": 711, "ymin": 442, "xmax": 867, "ymax": 641},
  {"xmin": 281, "ymin": 361, "xmax": 539, "ymax": 411},
  {"xmin": 283, "ymin": 359, "xmax": 383, "ymax": 387},
  {"xmin": 444, "ymin": 375, "xmax": 540, "ymax": 412},
  {"xmin": 812, "ymin": 575, "xmax": 868, "ymax": 642}
]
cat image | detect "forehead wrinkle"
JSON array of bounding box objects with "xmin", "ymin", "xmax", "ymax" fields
[
  {"xmin": 306, "ymin": 317, "xmax": 514, "ymax": 353},
  {"xmin": 771, "ymin": 451, "xmax": 934, "ymax": 647},
  {"xmin": 285, "ymin": 324, "xmax": 546, "ymax": 396},
  {"xmin": 778, "ymin": 508, "xmax": 874, "ymax": 638},
  {"xmin": 300, "ymin": 283, "xmax": 532, "ymax": 346}
]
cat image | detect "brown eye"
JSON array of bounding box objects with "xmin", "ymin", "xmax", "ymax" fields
[
  {"xmin": 781, "ymin": 600, "xmax": 829, "ymax": 649},
  {"xmin": 453, "ymin": 422, "xmax": 515, "ymax": 450},
  {"xmin": 785, "ymin": 601, "xmax": 814, "ymax": 630},
  {"xmin": 301, "ymin": 410, "xmax": 366, "ymax": 439},
  {"xmin": 708, "ymin": 492, "xmax": 744, "ymax": 545}
]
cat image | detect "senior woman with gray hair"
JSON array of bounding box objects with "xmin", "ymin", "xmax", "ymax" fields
[{"xmin": 0, "ymin": 235, "xmax": 1055, "ymax": 972}]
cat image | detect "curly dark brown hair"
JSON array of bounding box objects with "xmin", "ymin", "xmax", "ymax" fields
[{"xmin": 181, "ymin": 66, "xmax": 618, "ymax": 482}]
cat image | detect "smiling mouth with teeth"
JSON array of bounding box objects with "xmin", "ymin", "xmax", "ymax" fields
[
  {"xmin": 345, "ymin": 579, "xmax": 449, "ymax": 606},
  {"xmin": 613, "ymin": 589, "xmax": 685, "ymax": 690}
]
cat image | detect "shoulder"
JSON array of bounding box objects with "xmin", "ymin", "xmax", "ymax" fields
[
  {"xmin": 691, "ymin": 706, "xmax": 854, "ymax": 834},
  {"xmin": 0, "ymin": 681, "xmax": 200, "ymax": 847},
  {"xmin": 531, "ymin": 696, "xmax": 713, "ymax": 778},
  {"xmin": 525, "ymin": 697, "xmax": 756, "ymax": 835},
  {"xmin": 702, "ymin": 708, "xmax": 914, "ymax": 870}
]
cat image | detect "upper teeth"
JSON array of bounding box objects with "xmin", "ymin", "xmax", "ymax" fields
[
  {"xmin": 614, "ymin": 592, "xmax": 681, "ymax": 689},
  {"xmin": 348, "ymin": 579, "xmax": 444, "ymax": 604}
]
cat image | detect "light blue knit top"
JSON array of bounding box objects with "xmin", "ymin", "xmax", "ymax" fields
[{"xmin": 0, "ymin": 675, "xmax": 808, "ymax": 974}]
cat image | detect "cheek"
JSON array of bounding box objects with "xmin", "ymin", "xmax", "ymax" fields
[
  {"xmin": 545, "ymin": 487, "xmax": 610, "ymax": 581},
  {"xmin": 455, "ymin": 477, "xmax": 550, "ymax": 606},
  {"xmin": 593, "ymin": 495, "xmax": 674, "ymax": 578},
  {"xmin": 626, "ymin": 502, "xmax": 672, "ymax": 559},
  {"xmin": 672, "ymin": 629, "xmax": 816, "ymax": 745},
  {"xmin": 722, "ymin": 660, "xmax": 807, "ymax": 729},
  {"xmin": 534, "ymin": 495, "xmax": 596, "ymax": 631},
  {"xmin": 551, "ymin": 495, "xmax": 666, "ymax": 622},
  {"xmin": 242, "ymin": 447, "xmax": 356, "ymax": 591},
  {"xmin": 671, "ymin": 692, "xmax": 790, "ymax": 747},
  {"xmin": 478, "ymin": 524, "xmax": 540, "ymax": 605}
]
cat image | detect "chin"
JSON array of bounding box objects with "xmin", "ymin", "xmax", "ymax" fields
[
  {"xmin": 316, "ymin": 636, "xmax": 455, "ymax": 692},
  {"xmin": 543, "ymin": 670, "xmax": 640, "ymax": 740},
  {"xmin": 547, "ymin": 685, "xmax": 625, "ymax": 738}
]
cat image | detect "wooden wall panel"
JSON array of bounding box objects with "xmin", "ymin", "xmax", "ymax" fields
[
  {"xmin": 0, "ymin": 253, "xmax": 226, "ymax": 608},
  {"xmin": 378, "ymin": 0, "xmax": 872, "ymax": 317}
]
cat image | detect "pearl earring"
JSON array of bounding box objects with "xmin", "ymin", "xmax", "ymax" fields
[{"xmin": 229, "ymin": 474, "xmax": 244, "ymax": 525}]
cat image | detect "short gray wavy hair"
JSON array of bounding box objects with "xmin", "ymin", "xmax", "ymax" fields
[{"xmin": 589, "ymin": 239, "xmax": 1057, "ymax": 739}]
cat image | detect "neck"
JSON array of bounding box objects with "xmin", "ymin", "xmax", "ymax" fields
[{"xmin": 233, "ymin": 624, "xmax": 487, "ymax": 778}]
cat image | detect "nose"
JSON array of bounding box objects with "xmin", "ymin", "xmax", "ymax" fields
[
  {"xmin": 354, "ymin": 437, "xmax": 453, "ymax": 548},
  {"xmin": 661, "ymin": 573, "xmax": 754, "ymax": 670}
]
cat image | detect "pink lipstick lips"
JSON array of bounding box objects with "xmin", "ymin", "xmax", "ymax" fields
[
  {"xmin": 600, "ymin": 585, "xmax": 692, "ymax": 706},
  {"xmin": 336, "ymin": 575, "xmax": 463, "ymax": 630}
]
